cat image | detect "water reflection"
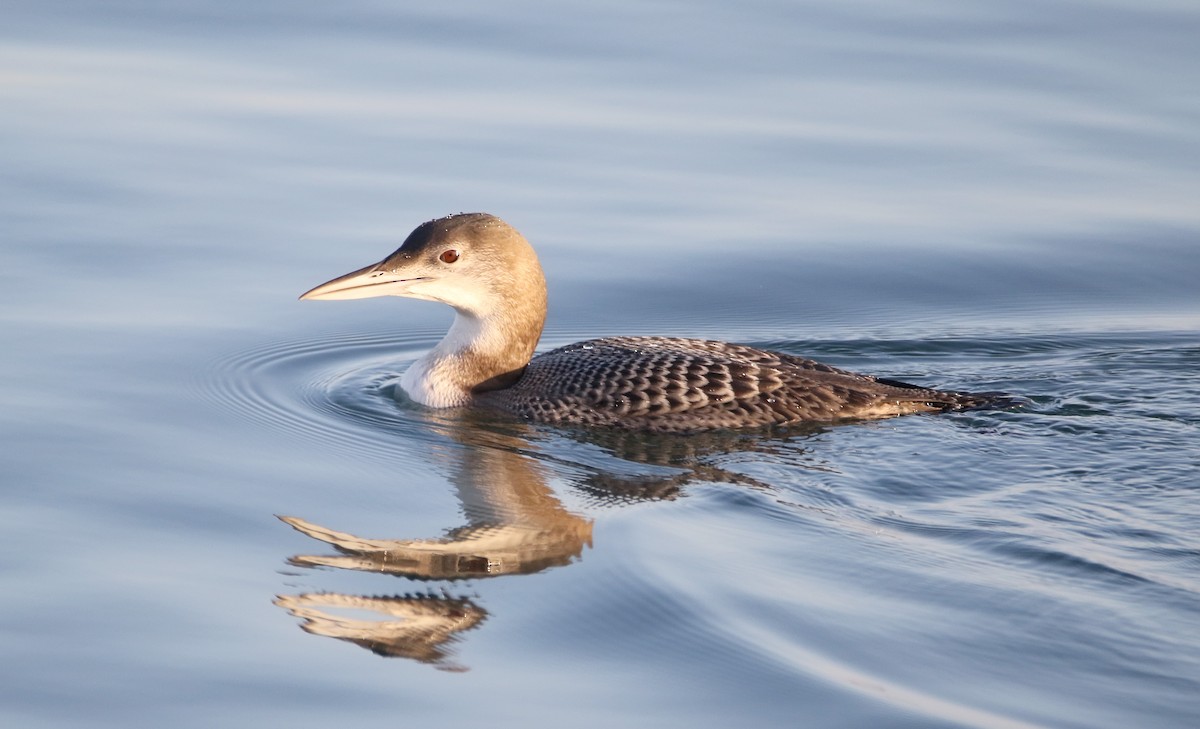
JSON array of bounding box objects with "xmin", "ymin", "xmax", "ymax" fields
[
  {"xmin": 567, "ymin": 425, "xmax": 823, "ymax": 502},
  {"xmin": 276, "ymin": 417, "xmax": 819, "ymax": 669},
  {"xmin": 279, "ymin": 510, "xmax": 590, "ymax": 579},
  {"xmin": 275, "ymin": 422, "xmax": 592, "ymax": 669},
  {"xmin": 273, "ymin": 592, "xmax": 486, "ymax": 672}
]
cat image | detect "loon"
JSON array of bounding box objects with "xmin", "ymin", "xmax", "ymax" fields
[{"xmin": 300, "ymin": 213, "xmax": 1008, "ymax": 433}]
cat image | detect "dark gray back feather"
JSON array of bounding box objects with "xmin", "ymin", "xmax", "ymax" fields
[{"xmin": 477, "ymin": 336, "xmax": 998, "ymax": 433}]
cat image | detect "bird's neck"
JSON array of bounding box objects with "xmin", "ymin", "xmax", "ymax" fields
[{"xmin": 400, "ymin": 305, "xmax": 545, "ymax": 408}]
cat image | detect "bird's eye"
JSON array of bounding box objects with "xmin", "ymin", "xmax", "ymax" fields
[{"xmin": 439, "ymin": 249, "xmax": 460, "ymax": 264}]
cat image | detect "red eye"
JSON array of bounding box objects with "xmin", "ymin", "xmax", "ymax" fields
[{"xmin": 439, "ymin": 249, "xmax": 460, "ymax": 264}]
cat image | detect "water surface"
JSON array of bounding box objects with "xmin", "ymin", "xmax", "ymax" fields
[{"xmin": 2, "ymin": 2, "xmax": 1199, "ymax": 727}]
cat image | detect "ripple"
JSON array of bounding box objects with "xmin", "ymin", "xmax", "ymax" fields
[{"xmin": 196, "ymin": 330, "xmax": 445, "ymax": 459}]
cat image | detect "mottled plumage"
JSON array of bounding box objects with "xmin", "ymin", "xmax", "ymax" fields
[
  {"xmin": 301, "ymin": 213, "xmax": 1013, "ymax": 433},
  {"xmin": 479, "ymin": 336, "xmax": 998, "ymax": 433}
]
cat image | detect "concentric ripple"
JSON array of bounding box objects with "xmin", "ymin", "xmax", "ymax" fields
[{"xmin": 197, "ymin": 329, "xmax": 447, "ymax": 459}]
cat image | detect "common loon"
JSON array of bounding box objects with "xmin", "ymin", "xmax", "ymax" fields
[{"xmin": 300, "ymin": 213, "xmax": 1008, "ymax": 433}]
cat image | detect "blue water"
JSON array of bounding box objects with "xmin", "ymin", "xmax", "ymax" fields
[{"xmin": 3, "ymin": 2, "xmax": 1199, "ymax": 727}]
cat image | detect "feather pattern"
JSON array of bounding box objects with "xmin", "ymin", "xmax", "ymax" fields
[
  {"xmin": 301, "ymin": 213, "xmax": 1016, "ymax": 433},
  {"xmin": 478, "ymin": 336, "xmax": 1001, "ymax": 433}
]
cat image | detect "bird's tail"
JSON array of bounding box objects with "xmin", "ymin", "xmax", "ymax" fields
[
  {"xmin": 875, "ymin": 378, "xmax": 1024, "ymax": 412},
  {"xmin": 942, "ymin": 390, "xmax": 1026, "ymax": 411}
]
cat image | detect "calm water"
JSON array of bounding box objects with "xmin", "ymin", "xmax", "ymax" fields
[{"xmin": 3, "ymin": 2, "xmax": 1199, "ymax": 727}]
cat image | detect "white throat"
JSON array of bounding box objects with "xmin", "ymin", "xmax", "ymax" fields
[{"xmin": 399, "ymin": 311, "xmax": 498, "ymax": 407}]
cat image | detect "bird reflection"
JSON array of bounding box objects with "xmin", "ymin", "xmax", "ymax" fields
[
  {"xmin": 277, "ymin": 419, "xmax": 598, "ymax": 669},
  {"xmin": 276, "ymin": 414, "xmax": 821, "ymax": 669},
  {"xmin": 273, "ymin": 592, "xmax": 484, "ymax": 672}
]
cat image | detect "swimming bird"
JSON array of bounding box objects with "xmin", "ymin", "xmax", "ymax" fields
[{"xmin": 300, "ymin": 213, "xmax": 1008, "ymax": 433}]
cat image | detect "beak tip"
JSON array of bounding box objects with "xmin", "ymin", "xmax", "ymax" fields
[{"xmin": 297, "ymin": 261, "xmax": 394, "ymax": 302}]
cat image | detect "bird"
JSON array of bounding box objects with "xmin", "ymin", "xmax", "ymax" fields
[{"xmin": 300, "ymin": 213, "xmax": 1011, "ymax": 433}]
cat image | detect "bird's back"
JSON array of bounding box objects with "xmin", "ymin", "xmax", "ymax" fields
[{"xmin": 476, "ymin": 336, "xmax": 998, "ymax": 433}]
